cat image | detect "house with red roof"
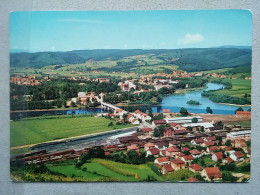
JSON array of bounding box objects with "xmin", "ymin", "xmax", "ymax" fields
[
  {"xmin": 233, "ymin": 139, "xmax": 247, "ymax": 149},
  {"xmin": 161, "ymin": 164, "xmax": 174, "ymax": 174},
  {"xmin": 190, "ymin": 149, "xmax": 202, "ymax": 158},
  {"xmin": 189, "ymin": 164, "xmax": 202, "ymax": 172},
  {"xmin": 230, "ymin": 151, "xmax": 245, "ymax": 162},
  {"xmin": 223, "ymin": 147, "xmax": 236, "ymax": 156},
  {"xmin": 127, "ymin": 144, "xmax": 139, "ymax": 152},
  {"xmin": 176, "ymin": 152, "xmax": 185, "ymax": 158},
  {"xmin": 126, "ymin": 114, "xmax": 135, "ymax": 123},
  {"xmin": 168, "ymin": 140, "xmax": 181, "ymax": 147},
  {"xmin": 174, "ymin": 129, "xmax": 189, "ymax": 135},
  {"xmin": 171, "ymin": 158, "xmax": 185, "ymax": 170},
  {"xmin": 169, "ymin": 122, "xmax": 178, "ymax": 127},
  {"xmin": 160, "ymin": 150, "xmax": 166, "ymax": 156},
  {"xmin": 146, "ymin": 147, "xmax": 160, "ymax": 157},
  {"xmin": 166, "ymin": 146, "xmax": 180, "ymax": 157},
  {"xmin": 212, "ymin": 151, "xmax": 224, "ymax": 162},
  {"xmin": 144, "ymin": 142, "xmax": 155, "ymax": 151},
  {"xmin": 191, "ymin": 138, "xmax": 204, "ymax": 145},
  {"xmin": 131, "ymin": 119, "xmax": 140, "ymax": 125},
  {"xmin": 223, "ymin": 157, "xmax": 235, "ymax": 164},
  {"xmin": 181, "ymin": 147, "xmax": 190, "ymax": 152},
  {"xmin": 140, "ymin": 128, "xmax": 153, "ymax": 134},
  {"xmin": 154, "ymin": 156, "xmax": 169, "ymax": 165},
  {"xmin": 154, "ymin": 142, "xmax": 167, "ymax": 150},
  {"xmin": 152, "ymin": 120, "xmax": 167, "ymax": 126},
  {"xmin": 201, "ymin": 167, "xmax": 222, "ymax": 181},
  {"xmin": 133, "ymin": 110, "xmax": 151, "ymax": 121},
  {"xmin": 207, "ymin": 146, "xmax": 219, "ymax": 153},
  {"xmin": 163, "ymin": 109, "xmax": 170, "ymax": 113},
  {"xmin": 202, "ymin": 141, "xmax": 215, "ymax": 147},
  {"xmin": 181, "ymin": 155, "xmax": 194, "ymax": 164},
  {"xmin": 163, "ymin": 127, "xmax": 174, "ymax": 137},
  {"xmin": 203, "ymin": 136, "xmax": 216, "ymax": 142},
  {"xmin": 187, "ymin": 177, "xmax": 199, "ymax": 182}
]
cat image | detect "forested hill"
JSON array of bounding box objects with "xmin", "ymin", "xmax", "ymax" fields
[{"xmin": 10, "ymin": 47, "xmax": 252, "ymax": 72}]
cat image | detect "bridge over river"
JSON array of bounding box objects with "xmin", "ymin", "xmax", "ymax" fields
[{"xmin": 100, "ymin": 102, "xmax": 121, "ymax": 110}]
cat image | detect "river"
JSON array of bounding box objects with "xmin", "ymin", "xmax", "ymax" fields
[
  {"xmin": 10, "ymin": 83, "xmax": 251, "ymax": 119},
  {"xmin": 154, "ymin": 83, "xmax": 251, "ymax": 115}
]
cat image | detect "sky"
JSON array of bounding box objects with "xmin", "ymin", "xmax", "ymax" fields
[{"xmin": 9, "ymin": 10, "xmax": 252, "ymax": 52}]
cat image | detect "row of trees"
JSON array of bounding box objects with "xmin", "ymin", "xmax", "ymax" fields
[
  {"xmin": 10, "ymin": 99, "xmax": 66, "ymax": 111},
  {"xmin": 202, "ymin": 91, "xmax": 251, "ymax": 105},
  {"xmin": 103, "ymin": 90, "xmax": 168, "ymax": 105},
  {"xmin": 110, "ymin": 150, "xmax": 155, "ymax": 165}
]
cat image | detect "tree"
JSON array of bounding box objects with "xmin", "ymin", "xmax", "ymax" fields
[
  {"xmin": 225, "ymin": 139, "xmax": 232, "ymax": 146},
  {"xmin": 246, "ymin": 140, "xmax": 251, "ymax": 147},
  {"xmin": 235, "ymin": 107, "xmax": 244, "ymax": 114},
  {"xmin": 215, "ymin": 121, "xmax": 223, "ymax": 127},
  {"xmin": 192, "ymin": 117, "xmax": 198, "ymax": 123},
  {"xmin": 187, "ymin": 126, "xmax": 192, "ymax": 131},
  {"xmin": 222, "ymin": 172, "xmax": 237, "ymax": 182},
  {"xmin": 108, "ymin": 122, "xmax": 114, "ymax": 127},
  {"xmin": 216, "ymin": 136, "xmax": 223, "ymax": 145},
  {"xmin": 70, "ymin": 101, "xmax": 77, "ymax": 107},
  {"xmin": 122, "ymin": 113, "xmax": 127, "ymax": 123},
  {"xmin": 153, "ymin": 128, "xmax": 160, "ymax": 137},
  {"xmin": 201, "ymin": 126, "xmax": 205, "ymax": 132},
  {"xmin": 206, "ymin": 107, "xmax": 213, "ymax": 114},
  {"xmin": 152, "ymin": 113, "xmax": 163, "ymax": 121},
  {"xmin": 179, "ymin": 107, "xmax": 188, "ymax": 116}
]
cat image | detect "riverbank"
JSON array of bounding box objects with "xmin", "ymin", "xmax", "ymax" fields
[{"xmin": 218, "ymin": 102, "xmax": 251, "ymax": 107}]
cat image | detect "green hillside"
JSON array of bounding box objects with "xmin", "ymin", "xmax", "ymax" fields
[{"xmin": 10, "ymin": 48, "xmax": 251, "ymax": 72}]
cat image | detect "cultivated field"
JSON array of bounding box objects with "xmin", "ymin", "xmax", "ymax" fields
[
  {"xmin": 47, "ymin": 158, "xmax": 163, "ymax": 182},
  {"xmin": 211, "ymin": 78, "xmax": 251, "ymax": 98},
  {"xmin": 10, "ymin": 116, "xmax": 134, "ymax": 147}
]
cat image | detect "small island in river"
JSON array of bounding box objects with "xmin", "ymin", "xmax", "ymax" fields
[{"xmin": 187, "ymin": 100, "xmax": 201, "ymax": 105}]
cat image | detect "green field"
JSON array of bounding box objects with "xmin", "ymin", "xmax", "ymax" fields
[
  {"xmin": 224, "ymin": 121, "xmax": 251, "ymax": 128},
  {"xmin": 10, "ymin": 116, "xmax": 134, "ymax": 147},
  {"xmin": 211, "ymin": 78, "xmax": 251, "ymax": 98},
  {"xmin": 47, "ymin": 158, "xmax": 163, "ymax": 182},
  {"xmin": 163, "ymin": 169, "xmax": 199, "ymax": 182},
  {"xmin": 197, "ymin": 155, "xmax": 216, "ymax": 167}
]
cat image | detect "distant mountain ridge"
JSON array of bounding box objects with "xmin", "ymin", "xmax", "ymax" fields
[
  {"xmin": 211, "ymin": 45, "xmax": 252, "ymax": 49},
  {"xmin": 10, "ymin": 47, "xmax": 252, "ymax": 72}
]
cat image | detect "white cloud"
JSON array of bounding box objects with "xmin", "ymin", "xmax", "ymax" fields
[
  {"xmin": 177, "ymin": 33, "xmax": 204, "ymax": 45},
  {"xmin": 56, "ymin": 19, "xmax": 103, "ymax": 24}
]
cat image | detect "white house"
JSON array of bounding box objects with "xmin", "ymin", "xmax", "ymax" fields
[
  {"xmin": 154, "ymin": 156, "xmax": 169, "ymax": 165},
  {"xmin": 230, "ymin": 151, "xmax": 245, "ymax": 162},
  {"xmin": 131, "ymin": 119, "xmax": 140, "ymax": 125}
]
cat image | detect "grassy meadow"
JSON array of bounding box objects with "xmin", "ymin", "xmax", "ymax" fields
[
  {"xmin": 210, "ymin": 78, "xmax": 251, "ymax": 98},
  {"xmin": 47, "ymin": 158, "xmax": 163, "ymax": 182},
  {"xmin": 10, "ymin": 116, "xmax": 134, "ymax": 147}
]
